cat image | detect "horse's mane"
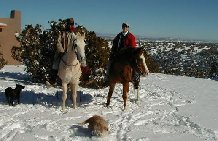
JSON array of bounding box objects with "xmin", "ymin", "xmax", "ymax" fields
[{"xmin": 115, "ymin": 47, "xmax": 140, "ymax": 61}]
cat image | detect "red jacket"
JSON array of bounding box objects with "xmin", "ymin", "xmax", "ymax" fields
[
  {"xmin": 122, "ymin": 32, "xmax": 137, "ymax": 48},
  {"xmin": 111, "ymin": 31, "xmax": 137, "ymax": 55},
  {"xmin": 70, "ymin": 26, "xmax": 77, "ymax": 32}
]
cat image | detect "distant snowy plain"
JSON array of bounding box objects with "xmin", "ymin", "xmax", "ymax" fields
[{"xmin": 0, "ymin": 65, "xmax": 218, "ymax": 141}]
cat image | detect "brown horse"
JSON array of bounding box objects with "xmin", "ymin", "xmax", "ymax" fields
[{"xmin": 106, "ymin": 47, "xmax": 149, "ymax": 110}]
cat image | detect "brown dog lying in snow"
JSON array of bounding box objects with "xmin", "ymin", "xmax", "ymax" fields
[{"xmin": 80, "ymin": 115, "xmax": 109, "ymax": 137}]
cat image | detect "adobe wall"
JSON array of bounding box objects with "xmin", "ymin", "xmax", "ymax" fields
[{"xmin": 0, "ymin": 10, "xmax": 21, "ymax": 65}]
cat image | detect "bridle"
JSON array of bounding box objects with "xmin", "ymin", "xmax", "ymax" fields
[{"xmin": 61, "ymin": 57, "xmax": 78, "ymax": 67}]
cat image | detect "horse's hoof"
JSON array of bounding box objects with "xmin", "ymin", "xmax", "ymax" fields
[
  {"xmin": 122, "ymin": 106, "xmax": 128, "ymax": 111},
  {"xmin": 135, "ymin": 99, "xmax": 140, "ymax": 104},
  {"xmin": 72, "ymin": 104, "xmax": 77, "ymax": 109},
  {"xmin": 132, "ymin": 99, "xmax": 139, "ymax": 103},
  {"xmin": 60, "ymin": 109, "xmax": 67, "ymax": 113},
  {"xmin": 105, "ymin": 103, "xmax": 109, "ymax": 108}
]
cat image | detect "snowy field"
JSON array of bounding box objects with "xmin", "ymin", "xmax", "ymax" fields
[{"xmin": 0, "ymin": 65, "xmax": 218, "ymax": 141}]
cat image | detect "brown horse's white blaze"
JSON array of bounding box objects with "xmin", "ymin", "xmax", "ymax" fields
[
  {"xmin": 58, "ymin": 32, "xmax": 86, "ymax": 111},
  {"xmin": 135, "ymin": 51, "xmax": 149, "ymax": 100},
  {"xmin": 139, "ymin": 53, "xmax": 149, "ymax": 76}
]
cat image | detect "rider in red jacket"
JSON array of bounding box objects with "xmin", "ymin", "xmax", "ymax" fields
[
  {"xmin": 106, "ymin": 23, "xmax": 140, "ymax": 87},
  {"xmin": 110, "ymin": 23, "xmax": 137, "ymax": 58}
]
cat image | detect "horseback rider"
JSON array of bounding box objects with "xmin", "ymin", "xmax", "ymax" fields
[
  {"xmin": 111, "ymin": 23, "xmax": 136, "ymax": 54},
  {"xmin": 107, "ymin": 23, "xmax": 140, "ymax": 88},
  {"xmin": 46, "ymin": 18, "xmax": 77, "ymax": 86},
  {"xmin": 46, "ymin": 18, "xmax": 91, "ymax": 86},
  {"xmin": 52, "ymin": 18, "xmax": 77, "ymax": 70}
]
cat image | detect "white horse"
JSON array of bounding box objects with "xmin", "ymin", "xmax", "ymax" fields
[{"xmin": 57, "ymin": 32, "xmax": 86, "ymax": 111}]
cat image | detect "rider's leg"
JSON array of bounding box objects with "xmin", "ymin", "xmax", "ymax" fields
[
  {"xmin": 132, "ymin": 70, "xmax": 140, "ymax": 89},
  {"xmin": 46, "ymin": 52, "xmax": 63, "ymax": 86},
  {"xmin": 132, "ymin": 70, "xmax": 140, "ymax": 101}
]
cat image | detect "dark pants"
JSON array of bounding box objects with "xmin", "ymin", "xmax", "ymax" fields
[
  {"xmin": 47, "ymin": 69, "xmax": 58, "ymax": 85},
  {"xmin": 47, "ymin": 52, "xmax": 64, "ymax": 85},
  {"xmin": 132, "ymin": 70, "xmax": 140, "ymax": 89},
  {"xmin": 52, "ymin": 52, "xmax": 65, "ymax": 70}
]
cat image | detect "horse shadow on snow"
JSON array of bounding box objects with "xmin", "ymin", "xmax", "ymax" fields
[
  {"xmin": 0, "ymin": 90, "xmax": 93, "ymax": 108},
  {"xmin": 0, "ymin": 70, "xmax": 93, "ymax": 108}
]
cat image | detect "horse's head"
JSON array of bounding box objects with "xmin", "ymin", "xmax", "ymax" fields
[
  {"xmin": 133, "ymin": 47, "xmax": 149, "ymax": 76},
  {"xmin": 74, "ymin": 32, "xmax": 86, "ymax": 67}
]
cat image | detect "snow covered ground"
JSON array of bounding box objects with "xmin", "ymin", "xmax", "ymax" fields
[{"xmin": 0, "ymin": 65, "xmax": 218, "ymax": 141}]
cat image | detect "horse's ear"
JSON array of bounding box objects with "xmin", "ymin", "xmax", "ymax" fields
[{"xmin": 81, "ymin": 32, "xmax": 85, "ymax": 39}]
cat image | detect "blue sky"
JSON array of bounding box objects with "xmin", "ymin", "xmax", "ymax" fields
[{"xmin": 1, "ymin": 0, "xmax": 218, "ymax": 42}]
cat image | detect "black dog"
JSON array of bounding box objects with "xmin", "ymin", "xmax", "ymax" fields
[{"xmin": 5, "ymin": 84, "xmax": 25, "ymax": 106}]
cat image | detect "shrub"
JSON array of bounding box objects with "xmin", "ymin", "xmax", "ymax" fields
[
  {"xmin": 12, "ymin": 19, "xmax": 110, "ymax": 88},
  {"xmin": 0, "ymin": 45, "xmax": 7, "ymax": 69}
]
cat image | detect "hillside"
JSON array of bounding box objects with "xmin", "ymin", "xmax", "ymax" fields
[
  {"xmin": 0, "ymin": 65, "xmax": 217, "ymax": 141},
  {"xmin": 140, "ymin": 41, "xmax": 218, "ymax": 80}
]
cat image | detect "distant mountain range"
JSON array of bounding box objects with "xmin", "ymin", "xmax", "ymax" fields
[{"xmin": 96, "ymin": 32, "xmax": 218, "ymax": 43}]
